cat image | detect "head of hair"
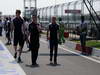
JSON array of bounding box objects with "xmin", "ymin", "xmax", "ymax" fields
[
  {"xmin": 52, "ymin": 16, "xmax": 56, "ymax": 19},
  {"xmin": 58, "ymin": 17, "xmax": 62, "ymax": 21},
  {"xmin": 16, "ymin": 10, "xmax": 21, "ymax": 14},
  {"xmin": 32, "ymin": 15, "xmax": 37, "ymax": 18},
  {"xmin": 6, "ymin": 17, "xmax": 9, "ymax": 20}
]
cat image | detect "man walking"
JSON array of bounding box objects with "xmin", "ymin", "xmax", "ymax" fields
[
  {"xmin": 5, "ymin": 17, "xmax": 12, "ymax": 45},
  {"xmin": 13, "ymin": 10, "xmax": 25, "ymax": 63},
  {"xmin": 28, "ymin": 15, "xmax": 40, "ymax": 66},
  {"xmin": 0, "ymin": 19, "xmax": 3, "ymax": 36},
  {"xmin": 47, "ymin": 17, "xmax": 59, "ymax": 65}
]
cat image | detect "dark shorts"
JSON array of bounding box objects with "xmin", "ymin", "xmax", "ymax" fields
[{"xmin": 13, "ymin": 34, "xmax": 24, "ymax": 47}]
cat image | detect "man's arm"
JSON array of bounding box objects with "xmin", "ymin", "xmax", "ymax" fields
[
  {"xmin": 57, "ymin": 25, "xmax": 60, "ymax": 40},
  {"xmin": 11, "ymin": 20, "xmax": 14, "ymax": 32},
  {"xmin": 47, "ymin": 25, "xmax": 50, "ymax": 40},
  {"xmin": 28, "ymin": 24, "xmax": 31, "ymax": 42}
]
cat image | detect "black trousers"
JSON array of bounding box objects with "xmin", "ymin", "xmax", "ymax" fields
[
  {"xmin": 31, "ymin": 48, "xmax": 39, "ymax": 65},
  {"xmin": 0, "ymin": 27, "xmax": 2, "ymax": 36},
  {"xmin": 50, "ymin": 40, "xmax": 58, "ymax": 62},
  {"xmin": 80, "ymin": 33, "xmax": 86, "ymax": 53}
]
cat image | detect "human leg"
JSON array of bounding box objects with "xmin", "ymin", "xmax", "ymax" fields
[
  {"xmin": 50, "ymin": 41, "xmax": 54, "ymax": 63},
  {"xmin": 54, "ymin": 43, "xmax": 58, "ymax": 64}
]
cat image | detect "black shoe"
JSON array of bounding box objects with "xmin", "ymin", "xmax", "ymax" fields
[
  {"xmin": 50, "ymin": 61, "xmax": 53, "ymax": 65},
  {"xmin": 17, "ymin": 57, "xmax": 23, "ymax": 63},
  {"xmin": 54, "ymin": 61, "xmax": 57, "ymax": 65},
  {"xmin": 26, "ymin": 64, "xmax": 39, "ymax": 68},
  {"xmin": 14, "ymin": 52, "xmax": 17, "ymax": 59},
  {"xmin": 5, "ymin": 42, "xmax": 10, "ymax": 45},
  {"xmin": 63, "ymin": 40, "xmax": 65, "ymax": 43},
  {"xmin": 58, "ymin": 41, "xmax": 62, "ymax": 45},
  {"xmin": 9, "ymin": 42, "xmax": 12, "ymax": 45},
  {"xmin": 32, "ymin": 63, "xmax": 38, "ymax": 65}
]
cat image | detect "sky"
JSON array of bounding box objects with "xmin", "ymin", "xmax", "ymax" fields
[{"xmin": 0, "ymin": 0, "xmax": 77, "ymax": 15}]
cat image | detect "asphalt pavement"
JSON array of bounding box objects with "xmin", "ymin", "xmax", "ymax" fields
[{"xmin": 0, "ymin": 35, "xmax": 100, "ymax": 75}]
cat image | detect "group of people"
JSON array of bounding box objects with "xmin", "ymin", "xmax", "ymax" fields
[
  {"xmin": 13, "ymin": 10, "xmax": 66, "ymax": 66},
  {"xmin": 12, "ymin": 10, "xmax": 41, "ymax": 66},
  {"xmin": 0, "ymin": 10, "xmax": 66, "ymax": 67},
  {"xmin": 0, "ymin": 16, "xmax": 12, "ymax": 45},
  {"xmin": 0, "ymin": 9, "xmax": 88, "ymax": 67}
]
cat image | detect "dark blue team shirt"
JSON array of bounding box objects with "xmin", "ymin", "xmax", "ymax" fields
[
  {"xmin": 13, "ymin": 17, "xmax": 24, "ymax": 34},
  {"xmin": 29, "ymin": 22, "xmax": 40, "ymax": 43},
  {"xmin": 49, "ymin": 23, "xmax": 59, "ymax": 40}
]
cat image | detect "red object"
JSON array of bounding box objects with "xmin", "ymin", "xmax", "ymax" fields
[
  {"xmin": 85, "ymin": 47, "xmax": 92, "ymax": 55},
  {"xmin": 65, "ymin": 10, "xmax": 81, "ymax": 13},
  {"xmin": 64, "ymin": 32, "xmax": 69, "ymax": 38},
  {"xmin": 75, "ymin": 44, "xmax": 92, "ymax": 55},
  {"xmin": 75, "ymin": 44, "xmax": 82, "ymax": 51}
]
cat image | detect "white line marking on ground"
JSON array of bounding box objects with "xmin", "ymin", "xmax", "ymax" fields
[
  {"xmin": 0, "ymin": 40, "xmax": 26, "ymax": 75},
  {"xmin": 40, "ymin": 39, "xmax": 100, "ymax": 64}
]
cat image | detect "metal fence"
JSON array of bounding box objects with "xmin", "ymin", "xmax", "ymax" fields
[{"xmin": 37, "ymin": 0, "xmax": 100, "ymax": 40}]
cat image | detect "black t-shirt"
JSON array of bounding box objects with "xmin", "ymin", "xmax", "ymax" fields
[
  {"xmin": 13, "ymin": 17, "xmax": 24, "ymax": 34},
  {"xmin": 7, "ymin": 20, "xmax": 11, "ymax": 32},
  {"xmin": 29, "ymin": 22, "xmax": 40, "ymax": 42},
  {"xmin": 49, "ymin": 23, "xmax": 59, "ymax": 40}
]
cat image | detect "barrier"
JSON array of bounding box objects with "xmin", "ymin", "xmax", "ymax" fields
[
  {"xmin": 64, "ymin": 32, "xmax": 69, "ymax": 38},
  {"xmin": 75, "ymin": 44, "xmax": 93, "ymax": 55}
]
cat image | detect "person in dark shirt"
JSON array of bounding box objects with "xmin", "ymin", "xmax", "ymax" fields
[
  {"xmin": 0, "ymin": 19, "xmax": 3, "ymax": 36},
  {"xmin": 47, "ymin": 17, "xmax": 59, "ymax": 65},
  {"xmin": 79, "ymin": 15, "xmax": 87, "ymax": 55},
  {"xmin": 28, "ymin": 15, "xmax": 40, "ymax": 66},
  {"xmin": 5, "ymin": 17, "xmax": 12, "ymax": 45},
  {"xmin": 13, "ymin": 10, "xmax": 25, "ymax": 63}
]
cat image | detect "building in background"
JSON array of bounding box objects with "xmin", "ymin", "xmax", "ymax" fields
[{"xmin": 24, "ymin": 0, "xmax": 37, "ymax": 19}]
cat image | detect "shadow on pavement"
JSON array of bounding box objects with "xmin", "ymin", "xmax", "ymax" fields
[
  {"xmin": 25, "ymin": 64, "xmax": 40, "ymax": 68},
  {"xmin": 38, "ymin": 53, "xmax": 79, "ymax": 56},
  {"xmin": 47, "ymin": 63, "xmax": 61, "ymax": 67}
]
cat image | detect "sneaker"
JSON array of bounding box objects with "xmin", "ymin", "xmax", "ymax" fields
[
  {"xmin": 9, "ymin": 42, "xmax": 12, "ymax": 45},
  {"xmin": 14, "ymin": 52, "xmax": 17, "ymax": 59},
  {"xmin": 5, "ymin": 42, "xmax": 10, "ymax": 45},
  {"xmin": 17, "ymin": 57, "xmax": 23, "ymax": 63},
  {"xmin": 50, "ymin": 61, "xmax": 53, "ymax": 65},
  {"xmin": 27, "ymin": 63, "xmax": 39, "ymax": 67},
  {"xmin": 54, "ymin": 61, "xmax": 57, "ymax": 65}
]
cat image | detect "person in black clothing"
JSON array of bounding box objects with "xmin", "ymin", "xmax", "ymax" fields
[
  {"xmin": 5, "ymin": 17, "xmax": 12, "ymax": 45},
  {"xmin": 47, "ymin": 17, "xmax": 59, "ymax": 65},
  {"xmin": 0, "ymin": 19, "xmax": 3, "ymax": 36},
  {"xmin": 28, "ymin": 15, "xmax": 40, "ymax": 66},
  {"xmin": 79, "ymin": 15, "xmax": 87, "ymax": 55},
  {"xmin": 4, "ymin": 18, "xmax": 8, "ymax": 32},
  {"xmin": 13, "ymin": 10, "xmax": 25, "ymax": 63}
]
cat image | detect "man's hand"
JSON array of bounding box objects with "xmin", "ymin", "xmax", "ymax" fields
[{"xmin": 47, "ymin": 37, "xmax": 50, "ymax": 41}]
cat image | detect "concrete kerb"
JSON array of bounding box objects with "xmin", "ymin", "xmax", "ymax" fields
[
  {"xmin": 64, "ymin": 40, "xmax": 100, "ymax": 57},
  {"xmin": 92, "ymin": 48, "xmax": 100, "ymax": 57}
]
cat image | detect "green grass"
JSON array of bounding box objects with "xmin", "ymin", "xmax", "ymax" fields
[
  {"xmin": 86, "ymin": 41, "xmax": 100, "ymax": 49},
  {"xmin": 73, "ymin": 40, "xmax": 100, "ymax": 49}
]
